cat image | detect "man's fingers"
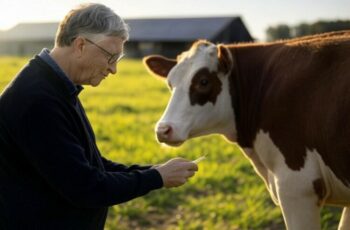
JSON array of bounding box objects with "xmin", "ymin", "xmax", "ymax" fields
[
  {"xmin": 158, "ymin": 157, "xmax": 201, "ymax": 188},
  {"xmin": 187, "ymin": 170, "xmax": 195, "ymax": 178},
  {"xmin": 181, "ymin": 161, "xmax": 198, "ymax": 171},
  {"xmin": 171, "ymin": 157, "xmax": 188, "ymax": 162}
]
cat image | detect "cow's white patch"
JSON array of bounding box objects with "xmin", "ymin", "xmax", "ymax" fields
[
  {"xmin": 253, "ymin": 130, "xmax": 322, "ymax": 229},
  {"xmin": 251, "ymin": 130, "xmax": 350, "ymax": 229},
  {"xmin": 253, "ymin": 130, "xmax": 350, "ymax": 206}
]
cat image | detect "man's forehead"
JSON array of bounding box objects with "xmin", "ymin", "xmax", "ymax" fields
[{"xmin": 95, "ymin": 35, "xmax": 124, "ymax": 49}]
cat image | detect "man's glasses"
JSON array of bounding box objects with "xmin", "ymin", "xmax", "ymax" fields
[{"xmin": 85, "ymin": 38, "xmax": 125, "ymax": 64}]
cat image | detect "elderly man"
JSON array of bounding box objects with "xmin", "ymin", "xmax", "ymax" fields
[{"xmin": 0, "ymin": 3, "xmax": 198, "ymax": 229}]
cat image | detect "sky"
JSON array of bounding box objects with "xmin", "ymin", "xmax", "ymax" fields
[{"xmin": 0, "ymin": 0, "xmax": 349, "ymax": 41}]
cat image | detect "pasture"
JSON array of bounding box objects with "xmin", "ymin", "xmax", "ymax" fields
[{"xmin": 0, "ymin": 57, "xmax": 342, "ymax": 229}]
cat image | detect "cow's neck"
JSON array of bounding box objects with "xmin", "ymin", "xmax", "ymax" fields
[{"xmin": 228, "ymin": 43, "xmax": 276, "ymax": 148}]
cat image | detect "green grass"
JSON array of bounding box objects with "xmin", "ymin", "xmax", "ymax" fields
[{"xmin": 0, "ymin": 57, "xmax": 342, "ymax": 229}]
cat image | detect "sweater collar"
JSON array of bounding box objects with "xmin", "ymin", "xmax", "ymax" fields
[{"xmin": 38, "ymin": 48, "xmax": 84, "ymax": 97}]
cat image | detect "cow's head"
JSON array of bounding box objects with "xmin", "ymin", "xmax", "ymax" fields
[{"xmin": 143, "ymin": 40, "xmax": 237, "ymax": 146}]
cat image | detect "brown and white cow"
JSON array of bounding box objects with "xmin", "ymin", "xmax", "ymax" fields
[{"xmin": 143, "ymin": 30, "xmax": 350, "ymax": 230}]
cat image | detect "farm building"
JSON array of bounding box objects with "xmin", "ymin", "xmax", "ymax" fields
[
  {"xmin": 0, "ymin": 22, "xmax": 58, "ymax": 57},
  {"xmin": 0, "ymin": 17, "xmax": 253, "ymax": 58},
  {"xmin": 125, "ymin": 17, "xmax": 253, "ymax": 57}
]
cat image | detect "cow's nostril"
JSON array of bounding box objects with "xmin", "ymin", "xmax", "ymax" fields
[
  {"xmin": 164, "ymin": 126, "xmax": 172, "ymax": 135},
  {"xmin": 156, "ymin": 123, "xmax": 173, "ymax": 141}
]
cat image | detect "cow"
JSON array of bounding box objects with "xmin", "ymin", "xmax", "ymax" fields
[{"xmin": 143, "ymin": 30, "xmax": 350, "ymax": 229}]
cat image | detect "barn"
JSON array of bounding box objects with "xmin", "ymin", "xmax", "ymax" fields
[
  {"xmin": 0, "ymin": 22, "xmax": 58, "ymax": 56},
  {"xmin": 0, "ymin": 17, "xmax": 253, "ymax": 57},
  {"xmin": 125, "ymin": 17, "xmax": 253, "ymax": 58}
]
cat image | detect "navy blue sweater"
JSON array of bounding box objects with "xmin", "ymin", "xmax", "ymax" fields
[{"xmin": 0, "ymin": 56, "xmax": 163, "ymax": 229}]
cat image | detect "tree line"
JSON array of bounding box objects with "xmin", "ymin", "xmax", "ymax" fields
[{"xmin": 266, "ymin": 20, "xmax": 350, "ymax": 41}]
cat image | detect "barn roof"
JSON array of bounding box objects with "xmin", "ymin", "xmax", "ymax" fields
[
  {"xmin": 0, "ymin": 22, "xmax": 59, "ymax": 41},
  {"xmin": 126, "ymin": 17, "xmax": 250, "ymax": 41},
  {"xmin": 0, "ymin": 17, "xmax": 251, "ymax": 42}
]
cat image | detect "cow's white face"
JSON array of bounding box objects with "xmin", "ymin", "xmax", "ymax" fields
[{"xmin": 143, "ymin": 40, "xmax": 237, "ymax": 146}]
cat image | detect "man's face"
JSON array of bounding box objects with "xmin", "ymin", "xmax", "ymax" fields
[{"xmin": 78, "ymin": 36, "xmax": 125, "ymax": 86}]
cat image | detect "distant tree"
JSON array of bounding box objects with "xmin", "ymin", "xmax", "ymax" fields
[
  {"xmin": 266, "ymin": 20, "xmax": 350, "ymax": 41},
  {"xmin": 309, "ymin": 20, "xmax": 350, "ymax": 34},
  {"xmin": 294, "ymin": 23, "xmax": 311, "ymax": 37},
  {"xmin": 266, "ymin": 24, "xmax": 291, "ymax": 41}
]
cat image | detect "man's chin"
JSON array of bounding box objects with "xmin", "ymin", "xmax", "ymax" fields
[
  {"xmin": 88, "ymin": 77, "xmax": 105, "ymax": 87},
  {"xmin": 89, "ymin": 80, "xmax": 102, "ymax": 87}
]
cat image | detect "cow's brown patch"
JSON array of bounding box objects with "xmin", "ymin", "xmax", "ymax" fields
[
  {"xmin": 189, "ymin": 68, "xmax": 222, "ymax": 106},
  {"xmin": 226, "ymin": 30, "xmax": 350, "ymax": 186},
  {"xmin": 313, "ymin": 178, "xmax": 326, "ymax": 206}
]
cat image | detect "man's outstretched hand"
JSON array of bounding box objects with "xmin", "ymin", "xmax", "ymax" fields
[{"xmin": 154, "ymin": 158, "xmax": 198, "ymax": 188}]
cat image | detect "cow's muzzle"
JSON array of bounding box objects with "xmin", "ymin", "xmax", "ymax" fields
[{"xmin": 155, "ymin": 122, "xmax": 184, "ymax": 146}]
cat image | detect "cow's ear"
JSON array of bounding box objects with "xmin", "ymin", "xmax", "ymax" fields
[
  {"xmin": 143, "ymin": 55, "xmax": 177, "ymax": 78},
  {"xmin": 217, "ymin": 45, "xmax": 233, "ymax": 74}
]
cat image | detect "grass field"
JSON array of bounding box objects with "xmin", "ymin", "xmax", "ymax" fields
[{"xmin": 0, "ymin": 57, "xmax": 342, "ymax": 229}]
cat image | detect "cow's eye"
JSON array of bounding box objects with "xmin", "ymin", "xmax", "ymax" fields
[{"xmin": 200, "ymin": 78, "xmax": 209, "ymax": 86}]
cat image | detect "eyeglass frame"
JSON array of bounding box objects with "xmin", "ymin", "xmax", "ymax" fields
[{"xmin": 85, "ymin": 38, "xmax": 125, "ymax": 64}]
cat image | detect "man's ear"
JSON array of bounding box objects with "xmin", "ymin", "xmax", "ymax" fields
[
  {"xmin": 72, "ymin": 36, "xmax": 85, "ymax": 57},
  {"xmin": 217, "ymin": 45, "xmax": 233, "ymax": 74},
  {"xmin": 143, "ymin": 55, "xmax": 177, "ymax": 78}
]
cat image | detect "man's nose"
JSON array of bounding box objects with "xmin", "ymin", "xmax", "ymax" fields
[{"xmin": 108, "ymin": 63, "xmax": 117, "ymax": 75}]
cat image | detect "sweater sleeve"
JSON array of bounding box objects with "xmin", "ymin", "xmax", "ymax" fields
[
  {"xmin": 16, "ymin": 99, "xmax": 163, "ymax": 208},
  {"xmin": 100, "ymin": 156, "xmax": 153, "ymax": 172}
]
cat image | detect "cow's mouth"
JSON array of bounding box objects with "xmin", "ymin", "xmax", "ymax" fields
[{"xmin": 160, "ymin": 140, "xmax": 185, "ymax": 147}]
